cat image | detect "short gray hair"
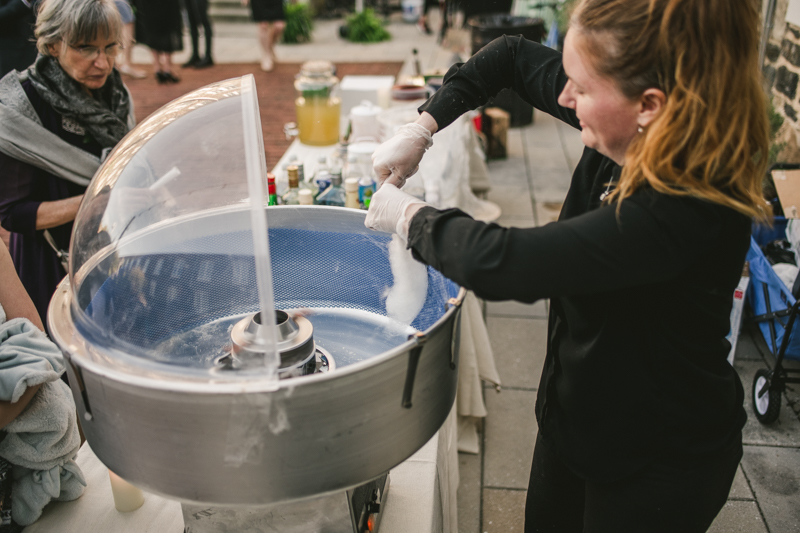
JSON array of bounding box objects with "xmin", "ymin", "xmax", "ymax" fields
[{"xmin": 35, "ymin": 0, "xmax": 123, "ymax": 56}]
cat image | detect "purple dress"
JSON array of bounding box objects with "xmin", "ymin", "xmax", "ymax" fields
[{"xmin": 0, "ymin": 79, "xmax": 102, "ymax": 326}]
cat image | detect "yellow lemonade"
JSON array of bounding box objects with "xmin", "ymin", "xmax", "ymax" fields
[{"xmin": 296, "ymin": 97, "xmax": 341, "ymax": 146}]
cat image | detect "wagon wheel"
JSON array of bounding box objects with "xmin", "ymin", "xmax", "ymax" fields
[{"xmin": 752, "ymin": 368, "xmax": 782, "ymax": 424}]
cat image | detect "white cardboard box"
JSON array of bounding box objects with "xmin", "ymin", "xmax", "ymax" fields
[{"xmin": 339, "ymin": 75, "xmax": 395, "ymax": 121}]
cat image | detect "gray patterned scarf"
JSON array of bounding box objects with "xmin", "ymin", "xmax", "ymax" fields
[{"xmin": 25, "ymin": 54, "xmax": 130, "ymax": 148}]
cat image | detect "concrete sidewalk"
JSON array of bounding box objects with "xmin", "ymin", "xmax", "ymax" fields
[
  {"xmin": 130, "ymin": 15, "xmax": 463, "ymax": 68},
  {"xmin": 127, "ymin": 12, "xmax": 800, "ymax": 532}
]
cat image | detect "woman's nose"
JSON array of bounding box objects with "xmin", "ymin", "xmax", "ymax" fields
[
  {"xmin": 558, "ymin": 82, "xmax": 574, "ymax": 109},
  {"xmin": 94, "ymin": 52, "xmax": 111, "ymax": 69}
]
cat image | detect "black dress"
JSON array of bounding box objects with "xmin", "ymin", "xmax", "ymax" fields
[
  {"xmin": 251, "ymin": 0, "xmax": 284, "ymax": 22},
  {"xmin": 134, "ymin": 0, "xmax": 184, "ymax": 53},
  {"xmin": 416, "ymin": 35, "xmax": 748, "ymax": 482}
]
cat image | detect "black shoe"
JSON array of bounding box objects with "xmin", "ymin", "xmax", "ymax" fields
[
  {"xmin": 182, "ymin": 56, "xmax": 201, "ymax": 68},
  {"xmin": 156, "ymin": 71, "xmax": 168, "ymax": 84},
  {"xmin": 163, "ymin": 72, "xmax": 180, "ymax": 83},
  {"xmin": 194, "ymin": 57, "xmax": 214, "ymax": 69}
]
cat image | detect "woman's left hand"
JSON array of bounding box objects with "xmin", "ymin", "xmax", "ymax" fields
[{"xmin": 364, "ymin": 183, "xmax": 429, "ymax": 240}]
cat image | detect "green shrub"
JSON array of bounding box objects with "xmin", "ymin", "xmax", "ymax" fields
[
  {"xmin": 283, "ymin": 3, "xmax": 314, "ymax": 44},
  {"xmin": 345, "ymin": 9, "xmax": 391, "ymax": 43}
]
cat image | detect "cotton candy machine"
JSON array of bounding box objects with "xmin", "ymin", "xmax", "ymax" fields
[{"xmin": 46, "ymin": 76, "xmax": 463, "ymax": 531}]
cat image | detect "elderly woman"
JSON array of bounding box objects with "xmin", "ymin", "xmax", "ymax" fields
[
  {"xmin": 368, "ymin": 0, "xmax": 766, "ymax": 530},
  {"xmin": 0, "ymin": 0, "xmax": 134, "ymax": 327}
]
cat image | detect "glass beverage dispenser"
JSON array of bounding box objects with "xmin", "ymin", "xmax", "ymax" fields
[{"xmin": 295, "ymin": 60, "xmax": 340, "ymax": 146}]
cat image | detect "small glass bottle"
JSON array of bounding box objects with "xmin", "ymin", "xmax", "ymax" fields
[
  {"xmin": 317, "ymin": 170, "xmax": 345, "ymax": 206},
  {"xmin": 345, "ymin": 178, "xmax": 360, "ymax": 209},
  {"xmin": 345, "ymin": 155, "xmax": 359, "ymax": 180},
  {"xmin": 298, "ymin": 189, "xmax": 314, "ymax": 205},
  {"xmin": 296, "ymin": 162, "xmax": 319, "ymax": 198},
  {"xmin": 282, "ymin": 166, "xmax": 301, "ymax": 205},
  {"xmin": 358, "ymin": 175, "xmax": 375, "ymax": 207},
  {"xmin": 329, "ymin": 140, "xmax": 348, "ymax": 178},
  {"xmin": 314, "ymin": 156, "xmax": 331, "ymax": 195},
  {"xmin": 267, "ymin": 172, "xmax": 278, "ymax": 206}
]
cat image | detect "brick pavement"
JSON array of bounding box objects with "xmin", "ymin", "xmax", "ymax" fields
[{"xmin": 124, "ymin": 61, "xmax": 403, "ymax": 170}]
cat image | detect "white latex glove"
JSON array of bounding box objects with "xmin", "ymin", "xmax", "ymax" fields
[
  {"xmin": 365, "ymin": 183, "xmax": 429, "ymax": 240},
  {"xmin": 371, "ymin": 123, "xmax": 434, "ymax": 188}
]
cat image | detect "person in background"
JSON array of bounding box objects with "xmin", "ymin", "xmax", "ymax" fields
[
  {"xmin": 367, "ymin": 0, "xmax": 766, "ymax": 531},
  {"xmin": 0, "ymin": 0, "xmax": 134, "ymax": 328},
  {"xmin": 0, "ymin": 0, "xmax": 39, "ymax": 78},
  {"xmin": 112, "ymin": 0, "xmax": 145, "ymax": 79},
  {"xmin": 417, "ymin": 0, "xmax": 443, "ymax": 36},
  {"xmin": 133, "ymin": 0, "xmax": 183, "ymax": 83},
  {"xmin": 242, "ymin": 0, "xmax": 284, "ymax": 72},
  {"xmin": 183, "ymin": 0, "xmax": 214, "ymax": 69}
]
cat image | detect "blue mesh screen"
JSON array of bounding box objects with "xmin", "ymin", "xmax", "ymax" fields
[{"xmin": 81, "ymin": 228, "xmax": 459, "ymax": 350}]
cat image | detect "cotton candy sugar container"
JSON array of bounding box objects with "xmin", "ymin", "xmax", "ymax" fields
[{"xmin": 46, "ymin": 76, "xmax": 464, "ymax": 532}]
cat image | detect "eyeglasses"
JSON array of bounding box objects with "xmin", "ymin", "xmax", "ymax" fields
[{"xmin": 68, "ymin": 43, "xmax": 122, "ymax": 61}]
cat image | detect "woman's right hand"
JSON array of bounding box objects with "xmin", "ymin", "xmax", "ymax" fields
[{"xmin": 372, "ymin": 122, "xmax": 434, "ymax": 188}]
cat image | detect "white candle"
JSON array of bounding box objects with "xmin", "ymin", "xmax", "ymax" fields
[{"xmin": 107, "ymin": 469, "xmax": 145, "ymax": 512}]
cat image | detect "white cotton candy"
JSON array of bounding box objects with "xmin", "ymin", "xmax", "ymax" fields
[{"xmin": 384, "ymin": 234, "xmax": 428, "ymax": 326}]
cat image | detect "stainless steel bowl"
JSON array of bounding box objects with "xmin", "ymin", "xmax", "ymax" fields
[{"xmin": 48, "ymin": 206, "xmax": 464, "ymax": 506}]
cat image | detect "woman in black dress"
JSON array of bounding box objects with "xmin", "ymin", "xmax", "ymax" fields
[
  {"xmin": 242, "ymin": 0, "xmax": 284, "ymax": 71},
  {"xmin": 133, "ymin": 0, "xmax": 183, "ymax": 83}
]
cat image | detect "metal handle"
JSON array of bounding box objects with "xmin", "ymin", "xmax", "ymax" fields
[
  {"xmin": 65, "ymin": 357, "xmax": 93, "ymax": 421},
  {"xmin": 401, "ymin": 333, "xmax": 426, "ymax": 409}
]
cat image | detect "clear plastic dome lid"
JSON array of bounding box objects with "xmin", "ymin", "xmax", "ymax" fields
[
  {"xmin": 71, "ymin": 76, "xmax": 259, "ymax": 278},
  {"xmin": 63, "ymin": 75, "xmax": 460, "ymax": 384}
]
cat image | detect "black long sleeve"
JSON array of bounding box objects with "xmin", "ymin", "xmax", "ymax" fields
[
  {"xmin": 409, "ymin": 191, "xmax": 744, "ymax": 303},
  {"xmin": 419, "ymin": 35, "xmax": 578, "ymax": 131},
  {"xmin": 408, "ymin": 38, "xmax": 749, "ymax": 482}
]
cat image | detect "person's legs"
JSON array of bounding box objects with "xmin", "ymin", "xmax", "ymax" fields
[
  {"xmin": 583, "ymin": 436, "xmax": 743, "ymax": 533},
  {"xmin": 150, "ymin": 48, "xmax": 163, "ymax": 80},
  {"xmin": 270, "ymin": 20, "xmax": 285, "ymax": 54},
  {"xmin": 524, "ymin": 433, "xmax": 585, "ymax": 533},
  {"xmin": 197, "ymin": 0, "xmax": 214, "ymax": 66},
  {"xmin": 258, "ymin": 21, "xmax": 273, "ymax": 71},
  {"xmin": 183, "ymin": 0, "xmax": 202, "ymax": 67},
  {"xmin": 119, "ymin": 22, "xmax": 146, "ymax": 78},
  {"xmin": 437, "ymin": 0, "xmax": 447, "ymax": 43},
  {"xmin": 162, "ymin": 52, "xmax": 179, "ymax": 82},
  {"xmin": 418, "ymin": 2, "xmax": 433, "ymax": 35}
]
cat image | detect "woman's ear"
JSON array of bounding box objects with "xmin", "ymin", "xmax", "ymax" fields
[
  {"xmin": 47, "ymin": 43, "xmax": 60, "ymax": 59},
  {"xmin": 638, "ymin": 88, "xmax": 666, "ymax": 128}
]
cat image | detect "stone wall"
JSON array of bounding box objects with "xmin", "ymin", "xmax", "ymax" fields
[{"xmin": 765, "ymin": 0, "xmax": 800, "ymax": 160}]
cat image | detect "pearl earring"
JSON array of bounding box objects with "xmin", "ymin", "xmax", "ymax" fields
[{"xmin": 637, "ymin": 126, "xmax": 643, "ymax": 133}]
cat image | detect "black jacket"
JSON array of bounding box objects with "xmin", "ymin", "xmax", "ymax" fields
[
  {"xmin": 0, "ymin": 0, "xmax": 38, "ymax": 77},
  {"xmin": 413, "ymin": 36, "xmax": 748, "ymax": 481}
]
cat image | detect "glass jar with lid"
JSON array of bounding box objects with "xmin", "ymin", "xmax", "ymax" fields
[{"xmin": 294, "ymin": 60, "xmax": 340, "ymax": 146}]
